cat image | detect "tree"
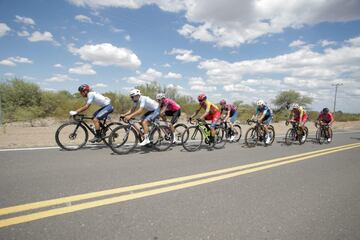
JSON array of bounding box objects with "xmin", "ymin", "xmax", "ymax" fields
[{"xmin": 272, "ymin": 90, "xmax": 313, "ymax": 110}]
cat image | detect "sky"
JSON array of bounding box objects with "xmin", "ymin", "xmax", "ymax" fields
[{"xmin": 0, "ymin": 0, "xmax": 360, "ymax": 113}]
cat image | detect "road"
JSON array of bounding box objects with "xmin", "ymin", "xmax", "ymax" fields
[{"xmin": 0, "ymin": 132, "xmax": 360, "ymax": 240}]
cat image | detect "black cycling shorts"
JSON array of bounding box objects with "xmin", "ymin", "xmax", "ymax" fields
[{"xmin": 165, "ymin": 110, "xmax": 181, "ymax": 125}]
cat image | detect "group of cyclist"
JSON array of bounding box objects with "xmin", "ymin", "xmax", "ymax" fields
[{"xmin": 70, "ymin": 84, "xmax": 335, "ymax": 146}]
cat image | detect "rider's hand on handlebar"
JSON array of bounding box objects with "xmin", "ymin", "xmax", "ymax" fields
[{"xmin": 69, "ymin": 110, "xmax": 77, "ymax": 116}]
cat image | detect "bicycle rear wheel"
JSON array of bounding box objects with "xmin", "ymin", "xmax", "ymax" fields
[
  {"xmin": 285, "ymin": 128, "xmax": 295, "ymax": 145},
  {"xmin": 230, "ymin": 124, "xmax": 242, "ymax": 142},
  {"xmin": 109, "ymin": 125, "xmax": 138, "ymax": 154},
  {"xmin": 182, "ymin": 126, "xmax": 203, "ymax": 152},
  {"xmin": 173, "ymin": 123, "xmax": 188, "ymax": 144},
  {"xmin": 151, "ymin": 125, "xmax": 174, "ymax": 151},
  {"xmin": 245, "ymin": 127, "xmax": 258, "ymax": 147},
  {"xmin": 102, "ymin": 122, "xmax": 123, "ymax": 146},
  {"xmin": 55, "ymin": 122, "xmax": 88, "ymax": 151}
]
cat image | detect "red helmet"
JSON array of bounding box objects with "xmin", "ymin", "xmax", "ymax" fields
[
  {"xmin": 197, "ymin": 93, "xmax": 207, "ymax": 102},
  {"xmin": 78, "ymin": 84, "xmax": 90, "ymax": 92},
  {"xmin": 220, "ymin": 99, "xmax": 226, "ymax": 105}
]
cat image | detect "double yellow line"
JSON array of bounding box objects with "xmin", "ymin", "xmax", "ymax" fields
[{"xmin": 1, "ymin": 142, "xmax": 359, "ymax": 228}]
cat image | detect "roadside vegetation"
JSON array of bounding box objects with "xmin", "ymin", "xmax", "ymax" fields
[{"xmin": 0, "ymin": 79, "xmax": 359, "ymax": 125}]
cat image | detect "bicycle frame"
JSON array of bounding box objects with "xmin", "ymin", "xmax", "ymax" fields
[{"xmin": 72, "ymin": 115, "xmax": 110, "ymax": 136}]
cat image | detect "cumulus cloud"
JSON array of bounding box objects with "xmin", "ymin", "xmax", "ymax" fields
[
  {"xmin": 0, "ymin": 23, "xmax": 11, "ymax": 37},
  {"xmin": 93, "ymin": 83, "xmax": 107, "ymax": 88},
  {"xmin": 45, "ymin": 74, "xmax": 76, "ymax": 82},
  {"xmin": 17, "ymin": 30, "xmax": 30, "ymax": 37},
  {"xmin": 189, "ymin": 77, "xmax": 217, "ymax": 92},
  {"xmin": 0, "ymin": 56, "xmax": 33, "ymax": 66},
  {"xmin": 165, "ymin": 72, "xmax": 182, "ymax": 79},
  {"xmin": 69, "ymin": 43, "xmax": 141, "ymax": 69},
  {"xmin": 53, "ymin": 63, "xmax": 64, "ymax": 68},
  {"xmin": 69, "ymin": 64, "xmax": 96, "ymax": 75},
  {"xmin": 75, "ymin": 14, "xmax": 93, "ymax": 23},
  {"xmin": 289, "ymin": 39, "xmax": 306, "ymax": 48},
  {"xmin": 124, "ymin": 68, "xmax": 162, "ymax": 85},
  {"xmin": 28, "ymin": 31, "xmax": 59, "ymax": 45},
  {"xmin": 15, "ymin": 15, "xmax": 36, "ymax": 25},
  {"xmin": 167, "ymin": 48, "xmax": 201, "ymax": 63}
]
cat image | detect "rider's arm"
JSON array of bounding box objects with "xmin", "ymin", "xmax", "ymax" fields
[
  {"xmin": 75, "ymin": 103, "xmax": 91, "ymax": 114},
  {"xmin": 224, "ymin": 110, "xmax": 231, "ymax": 121},
  {"xmin": 200, "ymin": 102, "xmax": 211, "ymax": 119},
  {"xmin": 127, "ymin": 107, "xmax": 144, "ymax": 119},
  {"xmin": 191, "ymin": 106, "xmax": 201, "ymax": 118},
  {"xmin": 160, "ymin": 105, "xmax": 167, "ymax": 115}
]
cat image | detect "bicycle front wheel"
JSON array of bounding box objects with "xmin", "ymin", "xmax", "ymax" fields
[
  {"xmin": 173, "ymin": 123, "xmax": 188, "ymax": 143},
  {"xmin": 232, "ymin": 124, "xmax": 242, "ymax": 142},
  {"xmin": 182, "ymin": 126, "xmax": 203, "ymax": 152},
  {"xmin": 151, "ymin": 125, "xmax": 174, "ymax": 151},
  {"xmin": 285, "ymin": 128, "xmax": 295, "ymax": 145},
  {"xmin": 55, "ymin": 122, "xmax": 88, "ymax": 151},
  {"xmin": 102, "ymin": 122, "xmax": 123, "ymax": 146},
  {"xmin": 109, "ymin": 125, "xmax": 138, "ymax": 154},
  {"xmin": 244, "ymin": 127, "xmax": 258, "ymax": 147}
]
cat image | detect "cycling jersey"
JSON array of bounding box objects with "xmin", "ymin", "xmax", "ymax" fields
[
  {"xmin": 134, "ymin": 96, "xmax": 159, "ymax": 111},
  {"xmin": 292, "ymin": 106, "xmax": 308, "ymax": 122},
  {"xmin": 221, "ymin": 103, "xmax": 237, "ymax": 116},
  {"xmin": 87, "ymin": 92, "xmax": 111, "ymax": 107},
  {"xmin": 160, "ymin": 98, "xmax": 181, "ymax": 112},
  {"xmin": 318, "ymin": 112, "xmax": 333, "ymax": 123},
  {"xmin": 200, "ymin": 100, "xmax": 219, "ymax": 114},
  {"xmin": 256, "ymin": 105, "xmax": 272, "ymax": 118}
]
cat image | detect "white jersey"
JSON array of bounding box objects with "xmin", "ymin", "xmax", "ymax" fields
[
  {"xmin": 86, "ymin": 91, "xmax": 111, "ymax": 107},
  {"xmin": 134, "ymin": 96, "xmax": 159, "ymax": 111}
]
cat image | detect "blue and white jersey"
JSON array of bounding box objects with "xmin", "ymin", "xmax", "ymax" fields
[
  {"xmin": 133, "ymin": 96, "xmax": 159, "ymax": 112},
  {"xmin": 87, "ymin": 91, "xmax": 111, "ymax": 107},
  {"xmin": 256, "ymin": 105, "xmax": 272, "ymax": 117}
]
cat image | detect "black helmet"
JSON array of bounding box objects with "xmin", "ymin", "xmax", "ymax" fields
[
  {"xmin": 322, "ymin": 107, "xmax": 329, "ymax": 113},
  {"xmin": 78, "ymin": 84, "xmax": 90, "ymax": 92}
]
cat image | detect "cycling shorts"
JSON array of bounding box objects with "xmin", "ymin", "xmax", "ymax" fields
[
  {"xmin": 143, "ymin": 108, "xmax": 160, "ymax": 122},
  {"xmin": 205, "ymin": 111, "xmax": 221, "ymax": 128},
  {"xmin": 165, "ymin": 110, "xmax": 181, "ymax": 125},
  {"xmin": 93, "ymin": 105, "xmax": 113, "ymax": 120}
]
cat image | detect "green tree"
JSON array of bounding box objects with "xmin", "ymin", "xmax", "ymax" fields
[{"xmin": 272, "ymin": 90, "xmax": 313, "ymax": 110}]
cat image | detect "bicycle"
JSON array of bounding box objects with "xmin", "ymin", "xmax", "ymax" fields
[
  {"xmin": 284, "ymin": 120, "xmax": 309, "ymax": 145},
  {"xmin": 55, "ymin": 113, "xmax": 122, "ymax": 151},
  {"xmin": 173, "ymin": 123, "xmax": 188, "ymax": 143},
  {"xmin": 315, "ymin": 122, "xmax": 333, "ymax": 144},
  {"xmin": 220, "ymin": 120, "xmax": 242, "ymax": 143},
  {"xmin": 108, "ymin": 117, "xmax": 174, "ymax": 154},
  {"xmin": 244, "ymin": 119, "xmax": 275, "ymax": 147},
  {"xmin": 181, "ymin": 118, "xmax": 226, "ymax": 152}
]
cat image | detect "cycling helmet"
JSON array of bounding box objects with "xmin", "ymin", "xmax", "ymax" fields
[
  {"xmin": 129, "ymin": 89, "xmax": 141, "ymax": 97},
  {"xmin": 256, "ymin": 100, "xmax": 265, "ymax": 106},
  {"xmin": 78, "ymin": 84, "xmax": 90, "ymax": 92},
  {"xmin": 220, "ymin": 99, "xmax": 226, "ymax": 105},
  {"xmin": 322, "ymin": 107, "xmax": 329, "ymax": 113},
  {"xmin": 292, "ymin": 103, "xmax": 299, "ymax": 109},
  {"xmin": 197, "ymin": 93, "xmax": 207, "ymax": 102},
  {"xmin": 156, "ymin": 93, "xmax": 166, "ymax": 100}
]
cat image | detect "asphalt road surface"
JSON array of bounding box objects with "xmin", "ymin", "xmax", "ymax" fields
[{"xmin": 1, "ymin": 132, "xmax": 360, "ymax": 240}]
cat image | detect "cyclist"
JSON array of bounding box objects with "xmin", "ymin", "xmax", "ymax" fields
[
  {"xmin": 288, "ymin": 103, "xmax": 308, "ymax": 142},
  {"xmin": 121, "ymin": 89, "xmax": 160, "ymax": 146},
  {"xmin": 190, "ymin": 93, "xmax": 221, "ymax": 143},
  {"xmin": 70, "ymin": 84, "xmax": 113, "ymax": 143},
  {"xmin": 219, "ymin": 99, "xmax": 238, "ymax": 142},
  {"xmin": 156, "ymin": 93, "xmax": 181, "ymax": 142},
  {"xmin": 253, "ymin": 100, "xmax": 273, "ymax": 144},
  {"xmin": 317, "ymin": 107, "xmax": 334, "ymax": 142}
]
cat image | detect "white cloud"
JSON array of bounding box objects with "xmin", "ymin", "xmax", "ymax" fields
[
  {"xmin": 110, "ymin": 26, "xmax": 123, "ymax": 33},
  {"xmin": 125, "ymin": 35, "xmax": 131, "ymax": 41},
  {"xmin": 17, "ymin": 30, "xmax": 30, "ymax": 37},
  {"xmin": 0, "ymin": 56, "xmax": 33, "ymax": 66},
  {"xmin": 45, "ymin": 74, "xmax": 76, "ymax": 82},
  {"xmin": 75, "ymin": 14, "xmax": 93, "ymax": 24},
  {"xmin": 15, "ymin": 15, "xmax": 36, "ymax": 25},
  {"xmin": 162, "ymin": 63, "xmax": 171, "ymax": 68},
  {"xmin": 93, "ymin": 83, "xmax": 108, "ymax": 88},
  {"xmin": 28, "ymin": 31, "xmax": 59, "ymax": 45},
  {"xmin": 223, "ymin": 84, "xmax": 255, "ymax": 93},
  {"xmin": 53, "ymin": 63, "xmax": 64, "ymax": 68},
  {"xmin": 289, "ymin": 39, "xmax": 306, "ymax": 48},
  {"xmin": 165, "ymin": 72, "xmax": 182, "ymax": 79},
  {"xmin": 3, "ymin": 72, "xmax": 14, "ymax": 77},
  {"xmin": 319, "ymin": 40, "xmax": 337, "ymax": 47},
  {"xmin": 167, "ymin": 48, "xmax": 201, "ymax": 63},
  {"xmin": 0, "ymin": 23, "xmax": 11, "ymax": 37},
  {"xmin": 69, "ymin": 43, "xmax": 141, "ymax": 69},
  {"xmin": 125, "ymin": 68, "xmax": 162, "ymax": 85},
  {"xmin": 69, "ymin": 64, "xmax": 96, "ymax": 75},
  {"xmin": 189, "ymin": 77, "xmax": 217, "ymax": 92}
]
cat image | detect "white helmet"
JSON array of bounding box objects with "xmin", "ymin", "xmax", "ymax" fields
[
  {"xmin": 156, "ymin": 93, "xmax": 166, "ymax": 100},
  {"xmin": 256, "ymin": 100, "xmax": 265, "ymax": 106},
  {"xmin": 292, "ymin": 103, "xmax": 299, "ymax": 109},
  {"xmin": 129, "ymin": 89, "xmax": 141, "ymax": 97}
]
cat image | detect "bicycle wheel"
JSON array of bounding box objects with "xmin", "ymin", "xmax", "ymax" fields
[
  {"xmin": 173, "ymin": 123, "xmax": 188, "ymax": 144},
  {"xmin": 182, "ymin": 126, "xmax": 203, "ymax": 152},
  {"xmin": 245, "ymin": 127, "xmax": 258, "ymax": 147},
  {"xmin": 298, "ymin": 128, "xmax": 306, "ymax": 145},
  {"xmin": 327, "ymin": 128, "xmax": 333, "ymax": 143},
  {"xmin": 285, "ymin": 128, "xmax": 296, "ymax": 145},
  {"xmin": 55, "ymin": 122, "xmax": 88, "ymax": 150},
  {"xmin": 265, "ymin": 125, "xmax": 276, "ymax": 146},
  {"xmin": 304, "ymin": 126, "xmax": 309, "ymax": 138},
  {"xmin": 151, "ymin": 125, "xmax": 174, "ymax": 151},
  {"xmin": 109, "ymin": 125, "xmax": 138, "ymax": 154},
  {"xmin": 232, "ymin": 124, "xmax": 242, "ymax": 142},
  {"xmin": 214, "ymin": 126, "xmax": 226, "ymax": 149},
  {"xmin": 316, "ymin": 128, "xmax": 326, "ymax": 144},
  {"xmin": 102, "ymin": 122, "xmax": 123, "ymax": 146}
]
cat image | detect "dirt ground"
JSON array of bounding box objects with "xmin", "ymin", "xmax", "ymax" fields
[{"xmin": 0, "ymin": 118, "xmax": 360, "ymax": 149}]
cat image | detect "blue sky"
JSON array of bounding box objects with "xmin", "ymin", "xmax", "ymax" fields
[{"xmin": 1, "ymin": 0, "xmax": 360, "ymax": 113}]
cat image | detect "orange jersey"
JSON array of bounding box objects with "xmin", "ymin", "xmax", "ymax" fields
[{"xmin": 200, "ymin": 100, "xmax": 219, "ymax": 114}]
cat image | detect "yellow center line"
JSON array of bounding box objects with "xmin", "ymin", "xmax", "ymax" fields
[
  {"xmin": 0, "ymin": 143, "xmax": 359, "ymax": 228},
  {"xmin": 1, "ymin": 142, "xmax": 358, "ymax": 217}
]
